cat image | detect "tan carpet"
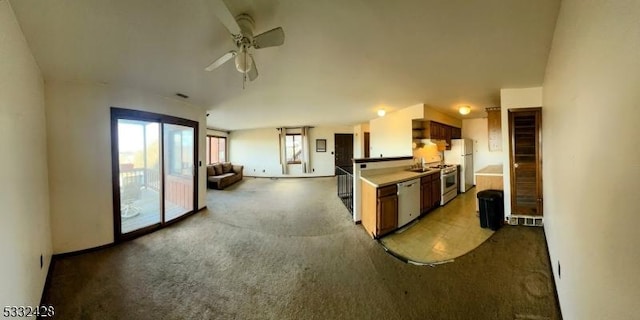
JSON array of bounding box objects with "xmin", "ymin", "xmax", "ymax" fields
[{"xmin": 42, "ymin": 177, "xmax": 561, "ymax": 319}]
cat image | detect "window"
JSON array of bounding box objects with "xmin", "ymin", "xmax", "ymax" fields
[
  {"xmin": 206, "ymin": 136, "xmax": 226, "ymax": 164},
  {"xmin": 285, "ymin": 134, "xmax": 302, "ymax": 164}
]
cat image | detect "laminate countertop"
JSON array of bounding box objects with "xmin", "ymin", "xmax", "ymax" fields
[
  {"xmin": 361, "ymin": 169, "xmax": 440, "ymax": 188},
  {"xmin": 475, "ymin": 165, "xmax": 504, "ymax": 176}
]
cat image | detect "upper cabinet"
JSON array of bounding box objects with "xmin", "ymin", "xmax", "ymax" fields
[
  {"xmin": 486, "ymin": 107, "xmax": 502, "ymax": 151},
  {"xmin": 412, "ymin": 120, "xmax": 461, "ymax": 150}
]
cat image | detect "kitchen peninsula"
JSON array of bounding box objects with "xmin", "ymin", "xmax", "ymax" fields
[
  {"xmin": 474, "ymin": 165, "xmax": 504, "ymax": 210},
  {"xmin": 360, "ymin": 168, "xmax": 441, "ymax": 238}
]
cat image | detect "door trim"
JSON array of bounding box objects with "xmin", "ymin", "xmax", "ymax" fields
[
  {"xmin": 508, "ymin": 107, "xmax": 543, "ymax": 216},
  {"xmin": 110, "ymin": 107, "xmax": 199, "ymax": 243}
]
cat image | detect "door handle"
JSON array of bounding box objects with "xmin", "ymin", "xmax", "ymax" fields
[{"xmin": 514, "ymin": 163, "xmax": 519, "ymax": 168}]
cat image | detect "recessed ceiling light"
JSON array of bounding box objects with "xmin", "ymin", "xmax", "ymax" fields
[{"xmin": 377, "ymin": 109, "xmax": 386, "ymax": 117}]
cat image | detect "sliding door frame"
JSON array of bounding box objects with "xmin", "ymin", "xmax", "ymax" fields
[{"xmin": 111, "ymin": 107, "xmax": 199, "ymax": 242}]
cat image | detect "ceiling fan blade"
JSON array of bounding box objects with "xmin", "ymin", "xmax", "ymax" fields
[
  {"xmin": 248, "ymin": 55, "xmax": 258, "ymax": 81},
  {"xmin": 253, "ymin": 27, "xmax": 285, "ymax": 49},
  {"xmin": 204, "ymin": 50, "xmax": 236, "ymax": 71},
  {"xmin": 209, "ymin": 0, "xmax": 241, "ymax": 35}
]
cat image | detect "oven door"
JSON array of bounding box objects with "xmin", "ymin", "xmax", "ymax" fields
[{"xmin": 442, "ymin": 171, "xmax": 458, "ymax": 194}]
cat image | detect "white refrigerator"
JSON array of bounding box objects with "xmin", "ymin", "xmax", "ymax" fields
[{"xmin": 444, "ymin": 139, "xmax": 474, "ymax": 193}]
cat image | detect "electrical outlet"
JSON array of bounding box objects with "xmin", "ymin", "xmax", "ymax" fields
[{"xmin": 558, "ymin": 261, "xmax": 561, "ymax": 279}]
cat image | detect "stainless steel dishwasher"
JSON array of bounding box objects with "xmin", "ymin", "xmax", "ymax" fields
[{"xmin": 397, "ymin": 179, "xmax": 420, "ymax": 228}]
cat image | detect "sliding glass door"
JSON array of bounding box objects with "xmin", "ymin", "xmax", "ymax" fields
[
  {"xmin": 112, "ymin": 108, "xmax": 198, "ymax": 241},
  {"xmin": 164, "ymin": 124, "xmax": 195, "ymax": 221},
  {"xmin": 117, "ymin": 119, "xmax": 162, "ymax": 233}
]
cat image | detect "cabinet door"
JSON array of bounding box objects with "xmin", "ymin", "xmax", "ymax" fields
[
  {"xmin": 420, "ymin": 181, "xmax": 431, "ymax": 213},
  {"xmin": 431, "ymin": 177, "xmax": 441, "ymax": 207},
  {"xmin": 444, "ymin": 125, "xmax": 452, "ymax": 150},
  {"xmin": 451, "ymin": 127, "xmax": 462, "ymax": 139},
  {"xmin": 377, "ymin": 195, "xmax": 398, "ymax": 236},
  {"xmin": 487, "ymin": 107, "xmax": 502, "ymax": 151}
]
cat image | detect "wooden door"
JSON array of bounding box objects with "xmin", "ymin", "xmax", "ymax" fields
[
  {"xmin": 508, "ymin": 108, "xmax": 542, "ymax": 216},
  {"xmin": 364, "ymin": 132, "xmax": 370, "ymax": 158},
  {"xmin": 334, "ymin": 134, "xmax": 354, "ymax": 169}
]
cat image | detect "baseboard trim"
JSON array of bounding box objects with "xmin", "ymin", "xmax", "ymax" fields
[
  {"xmin": 542, "ymin": 227, "xmax": 564, "ymax": 320},
  {"xmin": 54, "ymin": 206, "xmax": 208, "ymax": 258},
  {"xmin": 38, "ymin": 255, "xmax": 55, "ymax": 313},
  {"xmin": 243, "ymin": 175, "xmax": 336, "ymax": 179}
]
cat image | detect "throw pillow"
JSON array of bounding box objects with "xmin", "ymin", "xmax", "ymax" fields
[
  {"xmin": 222, "ymin": 162, "xmax": 233, "ymax": 174},
  {"xmin": 207, "ymin": 165, "xmax": 215, "ymax": 176},
  {"xmin": 213, "ymin": 164, "xmax": 223, "ymax": 175}
]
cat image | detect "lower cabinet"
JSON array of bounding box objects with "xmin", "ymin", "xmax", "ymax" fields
[
  {"xmin": 361, "ymin": 182, "xmax": 398, "ymax": 238},
  {"xmin": 377, "ymin": 194, "xmax": 398, "ymax": 236},
  {"xmin": 420, "ymin": 172, "xmax": 441, "ymax": 213}
]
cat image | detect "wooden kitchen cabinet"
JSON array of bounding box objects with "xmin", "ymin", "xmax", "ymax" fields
[
  {"xmin": 377, "ymin": 194, "xmax": 398, "ymax": 236},
  {"xmin": 361, "ymin": 182, "xmax": 398, "ymax": 238},
  {"xmin": 487, "ymin": 107, "xmax": 502, "ymax": 151},
  {"xmin": 420, "ymin": 172, "xmax": 441, "ymax": 213},
  {"xmin": 451, "ymin": 126, "xmax": 462, "ymax": 139},
  {"xmin": 431, "ymin": 174, "xmax": 441, "ymax": 208}
]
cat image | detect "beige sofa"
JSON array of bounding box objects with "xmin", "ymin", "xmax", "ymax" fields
[{"xmin": 207, "ymin": 162, "xmax": 243, "ymax": 189}]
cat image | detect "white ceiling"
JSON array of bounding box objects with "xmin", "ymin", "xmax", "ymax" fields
[{"xmin": 9, "ymin": 0, "xmax": 560, "ymax": 130}]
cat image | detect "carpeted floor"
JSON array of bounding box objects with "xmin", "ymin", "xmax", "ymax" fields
[{"xmin": 42, "ymin": 177, "xmax": 561, "ymax": 319}]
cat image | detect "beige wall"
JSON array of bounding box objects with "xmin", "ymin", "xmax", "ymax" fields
[
  {"xmin": 423, "ymin": 106, "xmax": 463, "ymax": 128},
  {"xmin": 353, "ymin": 123, "xmax": 370, "ymax": 159},
  {"xmin": 370, "ymin": 104, "xmax": 423, "ymax": 157},
  {"xmin": 542, "ymin": 0, "xmax": 640, "ymax": 318},
  {"xmin": 45, "ymin": 81, "xmax": 207, "ymax": 254},
  {"xmin": 499, "ymin": 87, "xmax": 543, "ymax": 215},
  {"xmin": 462, "ymin": 118, "xmax": 503, "ymax": 182},
  {"xmin": 229, "ymin": 126, "xmax": 353, "ymax": 177},
  {"xmin": 0, "ymin": 0, "xmax": 52, "ymax": 307}
]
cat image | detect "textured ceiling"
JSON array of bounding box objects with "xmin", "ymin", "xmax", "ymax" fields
[{"xmin": 9, "ymin": 0, "xmax": 560, "ymax": 130}]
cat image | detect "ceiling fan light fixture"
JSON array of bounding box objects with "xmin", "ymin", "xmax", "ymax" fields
[
  {"xmin": 234, "ymin": 51, "xmax": 252, "ymax": 73},
  {"xmin": 459, "ymin": 105, "xmax": 471, "ymax": 115}
]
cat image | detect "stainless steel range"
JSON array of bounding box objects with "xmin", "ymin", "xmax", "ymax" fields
[{"xmin": 429, "ymin": 164, "xmax": 458, "ymax": 205}]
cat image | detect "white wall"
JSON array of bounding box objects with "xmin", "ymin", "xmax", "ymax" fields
[
  {"xmin": 542, "ymin": 0, "xmax": 640, "ymax": 318},
  {"xmin": 462, "ymin": 118, "xmax": 504, "ymax": 182},
  {"xmin": 229, "ymin": 126, "xmax": 353, "ymax": 177},
  {"xmin": 370, "ymin": 104, "xmax": 423, "ymax": 157},
  {"xmin": 45, "ymin": 81, "xmax": 207, "ymax": 254},
  {"xmin": 0, "ymin": 0, "xmax": 52, "ymax": 307},
  {"xmin": 499, "ymin": 87, "xmax": 543, "ymax": 216}
]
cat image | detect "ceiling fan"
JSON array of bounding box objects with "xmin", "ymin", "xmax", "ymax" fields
[{"xmin": 205, "ymin": 0, "xmax": 285, "ymax": 85}]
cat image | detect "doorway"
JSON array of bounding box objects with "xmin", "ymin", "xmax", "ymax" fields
[
  {"xmin": 334, "ymin": 133, "xmax": 354, "ymax": 170},
  {"xmin": 364, "ymin": 132, "xmax": 370, "ymax": 158},
  {"xmin": 508, "ymin": 107, "xmax": 542, "ymax": 216},
  {"xmin": 111, "ymin": 108, "xmax": 198, "ymax": 241}
]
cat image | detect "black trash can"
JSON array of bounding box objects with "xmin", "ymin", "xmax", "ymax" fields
[{"xmin": 477, "ymin": 190, "xmax": 504, "ymax": 230}]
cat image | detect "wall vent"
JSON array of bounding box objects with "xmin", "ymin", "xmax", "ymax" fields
[{"xmin": 508, "ymin": 215, "xmax": 543, "ymax": 227}]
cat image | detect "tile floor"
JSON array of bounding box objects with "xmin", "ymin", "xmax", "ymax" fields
[{"xmin": 380, "ymin": 187, "xmax": 495, "ymax": 264}]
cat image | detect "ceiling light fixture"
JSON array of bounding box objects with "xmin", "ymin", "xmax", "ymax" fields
[
  {"xmin": 459, "ymin": 105, "xmax": 471, "ymax": 115},
  {"xmin": 377, "ymin": 109, "xmax": 386, "ymax": 117},
  {"xmin": 234, "ymin": 47, "xmax": 253, "ymax": 73}
]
